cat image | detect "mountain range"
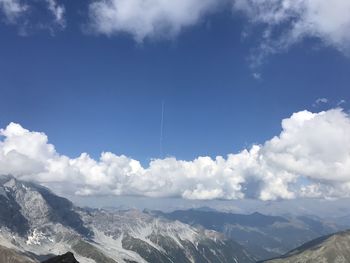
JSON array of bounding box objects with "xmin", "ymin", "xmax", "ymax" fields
[
  {"xmin": 0, "ymin": 174, "xmax": 349, "ymax": 263},
  {"xmin": 0, "ymin": 175, "xmax": 255, "ymax": 263},
  {"xmin": 149, "ymin": 208, "xmax": 342, "ymax": 260}
]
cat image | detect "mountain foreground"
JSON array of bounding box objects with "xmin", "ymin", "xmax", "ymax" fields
[{"xmin": 263, "ymin": 230, "xmax": 350, "ymax": 263}]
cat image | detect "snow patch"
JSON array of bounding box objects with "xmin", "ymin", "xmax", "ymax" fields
[
  {"xmin": 4, "ymin": 178, "xmax": 16, "ymax": 188},
  {"xmin": 26, "ymin": 229, "xmax": 45, "ymax": 245}
]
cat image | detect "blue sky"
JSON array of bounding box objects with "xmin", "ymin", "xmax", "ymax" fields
[
  {"xmin": 1, "ymin": 0, "xmax": 350, "ymax": 203},
  {"xmin": 1, "ymin": 1, "xmax": 349, "ymax": 163}
]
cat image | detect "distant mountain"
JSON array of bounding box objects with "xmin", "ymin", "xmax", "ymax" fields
[
  {"xmin": 263, "ymin": 230, "xmax": 350, "ymax": 263},
  {"xmin": 334, "ymin": 214, "xmax": 350, "ymax": 228},
  {"xmin": 0, "ymin": 175, "xmax": 255, "ymax": 263},
  {"xmin": 150, "ymin": 208, "xmax": 341, "ymax": 260}
]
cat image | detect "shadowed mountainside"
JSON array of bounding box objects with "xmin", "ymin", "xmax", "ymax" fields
[{"xmin": 42, "ymin": 252, "xmax": 79, "ymax": 263}]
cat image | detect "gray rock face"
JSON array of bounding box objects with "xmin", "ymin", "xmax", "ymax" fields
[
  {"xmin": 263, "ymin": 230, "xmax": 350, "ymax": 263},
  {"xmin": 0, "ymin": 175, "xmax": 256, "ymax": 263},
  {"xmin": 0, "ymin": 175, "xmax": 90, "ymax": 238}
]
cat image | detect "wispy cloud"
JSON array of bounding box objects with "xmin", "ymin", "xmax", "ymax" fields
[
  {"xmin": 233, "ymin": 0, "xmax": 350, "ymax": 66},
  {"xmin": 252, "ymin": 72, "xmax": 262, "ymax": 80},
  {"xmin": 0, "ymin": 0, "xmax": 66, "ymax": 32},
  {"xmin": 0, "ymin": 0, "xmax": 27, "ymax": 23},
  {"xmin": 46, "ymin": 0, "xmax": 66, "ymax": 28},
  {"xmin": 313, "ymin": 98, "xmax": 328, "ymax": 107},
  {"xmin": 337, "ymin": 99, "xmax": 346, "ymax": 106},
  {"xmin": 1, "ymin": 108, "xmax": 350, "ymax": 201}
]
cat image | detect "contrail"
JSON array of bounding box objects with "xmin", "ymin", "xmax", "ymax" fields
[{"xmin": 160, "ymin": 100, "xmax": 165, "ymax": 158}]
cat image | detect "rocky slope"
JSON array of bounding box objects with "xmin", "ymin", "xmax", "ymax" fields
[
  {"xmin": 0, "ymin": 244, "xmax": 36, "ymax": 263},
  {"xmin": 0, "ymin": 175, "xmax": 255, "ymax": 263},
  {"xmin": 263, "ymin": 230, "xmax": 350, "ymax": 263}
]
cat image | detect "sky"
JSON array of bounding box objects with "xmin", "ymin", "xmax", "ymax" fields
[{"xmin": 1, "ymin": 0, "xmax": 350, "ymax": 208}]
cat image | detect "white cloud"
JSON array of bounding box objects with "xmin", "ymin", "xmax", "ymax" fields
[
  {"xmin": 233, "ymin": 0, "xmax": 350, "ymax": 64},
  {"xmin": 0, "ymin": 0, "xmax": 65, "ymax": 29},
  {"xmin": 260, "ymin": 109, "xmax": 350, "ymax": 199},
  {"xmin": 88, "ymin": 0, "xmax": 224, "ymax": 41},
  {"xmin": 1, "ymin": 108, "xmax": 350, "ymax": 201}
]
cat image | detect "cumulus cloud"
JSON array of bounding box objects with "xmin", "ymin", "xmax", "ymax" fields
[
  {"xmin": 0, "ymin": 0, "xmax": 65, "ymax": 29},
  {"xmin": 86, "ymin": 0, "xmax": 350, "ymax": 57},
  {"xmin": 233, "ymin": 0, "xmax": 350, "ymax": 65},
  {"xmin": 88, "ymin": 0, "xmax": 224, "ymax": 41},
  {"xmin": 1, "ymin": 108, "xmax": 350, "ymax": 201}
]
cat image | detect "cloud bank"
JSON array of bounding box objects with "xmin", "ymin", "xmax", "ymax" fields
[{"xmin": 1, "ymin": 108, "xmax": 350, "ymax": 201}]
